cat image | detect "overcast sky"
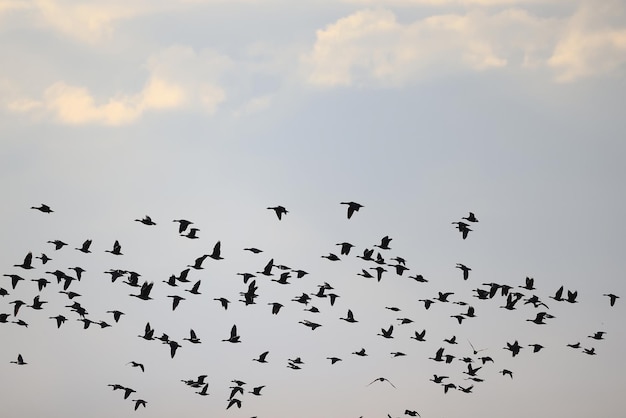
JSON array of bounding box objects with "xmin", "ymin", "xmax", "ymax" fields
[{"xmin": 1, "ymin": 1, "xmax": 625, "ymax": 417}]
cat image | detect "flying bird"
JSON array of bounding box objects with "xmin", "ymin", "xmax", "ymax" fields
[
  {"xmin": 10, "ymin": 354, "xmax": 27, "ymax": 365},
  {"xmin": 340, "ymin": 201, "xmax": 363, "ymax": 219},
  {"xmin": 367, "ymin": 377, "xmax": 396, "ymax": 388},
  {"xmin": 135, "ymin": 215, "xmax": 156, "ymax": 225},
  {"xmin": 31, "ymin": 203, "xmax": 53, "ymax": 213},
  {"xmin": 267, "ymin": 205, "xmax": 288, "ymax": 220}
]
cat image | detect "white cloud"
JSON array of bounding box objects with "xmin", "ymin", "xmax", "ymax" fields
[
  {"xmin": 302, "ymin": 9, "xmax": 530, "ymax": 87},
  {"xmin": 7, "ymin": 45, "xmax": 231, "ymax": 125},
  {"xmin": 0, "ymin": 0, "xmax": 32, "ymax": 15},
  {"xmin": 548, "ymin": 3, "xmax": 626, "ymax": 82},
  {"xmin": 303, "ymin": 3, "xmax": 626, "ymax": 87},
  {"xmin": 33, "ymin": 0, "xmax": 148, "ymax": 44}
]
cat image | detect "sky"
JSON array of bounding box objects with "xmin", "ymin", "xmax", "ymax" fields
[{"xmin": 1, "ymin": 0, "xmax": 626, "ymax": 417}]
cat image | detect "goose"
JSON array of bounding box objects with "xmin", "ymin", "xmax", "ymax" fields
[
  {"xmin": 367, "ymin": 377, "xmax": 396, "ymax": 388},
  {"xmin": 131, "ymin": 399, "xmax": 147, "ymax": 410},
  {"xmin": 222, "ymin": 325, "xmax": 241, "ymax": 343},
  {"xmin": 267, "ymin": 205, "xmax": 288, "ymax": 220},
  {"xmin": 135, "ymin": 215, "xmax": 156, "ymax": 225},
  {"xmin": 183, "ymin": 329, "xmax": 201, "ymax": 344},
  {"xmin": 340, "ymin": 309, "xmax": 358, "ymax": 323},
  {"xmin": 196, "ymin": 383, "xmax": 209, "ymax": 396},
  {"xmin": 172, "ymin": 219, "xmax": 193, "ymax": 233},
  {"xmin": 75, "ymin": 240, "xmax": 92, "ymax": 253},
  {"xmin": 11, "ymin": 354, "xmax": 27, "ymax": 365},
  {"xmin": 127, "ymin": 361, "xmax": 145, "ymax": 372},
  {"xmin": 253, "ymin": 351, "xmax": 269, "ymax": 363},
  {"xmin": 340, "ymin": 201, "xmax": 363, "ymax": 219},
  {"xmin": 31, "ymin": 204, "xmax": 53, "ymax": 213},
  {"xmin": 604, "ymin": 293, "xmax": 619, "ymax": 306},
  {"xmin": 105, "ymin": 240, "xmax": 123, "ymax": 255},
  {"xmin": 14, "ymin": 252, "xmax": 34, "ymax": 269}
]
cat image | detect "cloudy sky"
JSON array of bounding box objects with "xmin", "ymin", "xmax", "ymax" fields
[{"xmin": 1, "ymin": 0, "xmax": 625, "ymax": 417}]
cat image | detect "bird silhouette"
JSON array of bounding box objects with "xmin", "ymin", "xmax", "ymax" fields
[
  {"xmin": 130, "ymin": 282, "xmax": 154, "ymax": 300},
  {"xmin": 340, "ymin": 201, "xmax": 363, "ymax": 219},
  {"xmin": 10, "ymin": 354, "xmax": 27, "ymax": 365},
  {"xmin": 75, "ymin": 240, "xmax": 92, "ymax": 253},
  {"xmin": 604, "ymin": 293, "xmax": 619, "ymax": 306},
  {"xmin": 462, "ymin": 212, "xmax": 478, "ymax": 222},
  {"xmin": 14, "ymin": 252, "xmax": 34, "ymax": 269},
  {"xmin": 374, "ymin": 236, "xmax": 392, "ymax": 250},
  {"xmin": 132, "ymin": 399, "xmax": 147, "ymax": 410},
  {"xmin": 183, "ymin": 329, "xmax": 201, "ymax": 344},
  {"xmin": 340, "ymin": 309, "xmax": 358, "ymax": 323},
  {"xmin": 456, "ymin": 263, "xmax": 471, "ymax": 280},
  {"xmin": 367, "ymin": 377, "xmax": 396, "ymax": 388},
  {"xmin": 196, "ymin": 383, "xmax": 209, "ymax": 396},
  {"xmin": 31, "ymin": 203, "xmax": 53, "ymax": 213},
  {"xmin": 173, "ymin": 219, "xmax": 193, "ymax": 233},
  {"xmin": 127, "ymin": 361, "xmax": 145, "ymax": 372},
  {"xmin": 135, "ymin": 215, "xmax": 156, "ymax": 225},
  {"xmin": 208, "ymin": 241, "xmax": 223, "ymax": 260},
  {"xmin": 267, "ymin": 205, "xmax": 288, "ymax": 220},
  {"xmin": 253, "ymin": 351, "xmax": 269, "ymax": 363},
  {"xmin": 222, "ymin": 325, "xmax": 241, "ymax": 343},
  {"xmin": 249, "ymin": 385, "xmax": 265, "ymax": 395},
  {"xmin": 378, "ymin": 325, "xmax": 394, "ymax": 339}
]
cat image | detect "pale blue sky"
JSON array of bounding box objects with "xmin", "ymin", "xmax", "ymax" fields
[{"xmin": 1, "ymin": 1, "xmax": 625, "ymax": 417}]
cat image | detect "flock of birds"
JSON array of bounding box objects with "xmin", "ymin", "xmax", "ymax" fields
[{"xmin": 1, "ymin": 202, "xmax": 621, "ymax": 417}]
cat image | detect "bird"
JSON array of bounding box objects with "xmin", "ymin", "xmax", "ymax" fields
[
  {"xmin": 456, "ymin": 263, "xmax": 471, "ymax": 280},
  {"xmin": 528, "ymin": 344, "xmax": 544, "ymax": 353},
  {"xmin": 105, "ymin": 240, "xmax": 123, "ymax": 255},
  {"xmin": 589, "ymin": 331, "xmax": 606, "ymax": 340},
  {"xmin": 604, "ymin": 293, "xmax": 619, "ymax": 306},
  {"xmin": 75, "ymin": 239, "xmax": 92, "ymax": 253},
  {"xmin": 430, "ymin": 375, "xmax": 448, "ymax": 383},
  {"xmin": 267, "ymin": 205, "xmax": 288, "ymax": 220},
  {"xmin": 352, "ymin": 348, "xmax": 368, "ymax": 357},
  {"xmin": 139, "ymin": 322, "xmax": 154, "ymax": 340},
  {"xmin": 367, "ymin": 377, "xmax": 396, "ymax": 388},
  {"xmin": 135, "ymin": 215, "xmax": 156, "ymax": 225},
  {"xmin": 520, "ymin": 276, "xmax": 536, "ymax": 290},
  {"xmin": 107, "ymin": 310, "xmax": 125, "ymax": 322},
  {"xmin": 336, "ymin": 242, "xmax": 355, "ymax": 255},
  {"xmin": 226, "ymin": 398, "xmax": 241, "ymax": 409},
  {"xmin": 462, "ymin": 212, "xmax": 479, "ymax": 222},
  {"xmin": 196, "ymin": 383, "xmax": 209, "ymax": 396},
  {"xmin": 244, "ymin": 247, "xmax": 263, "ymax": 254},
  {"xmin": 405, "ymin": 410, "xmax": 421, "ymax": 417},
  {"xmin": 222, "ymin": 325, "xmax": 241, "ymax": 343},
  {"xmin": 127, "ymin": 361, "xmax": 145, "ymax": 372},
  {"xmin": 35, "ymin": 253, "xmax": 52, "ymax": 264},
  {"xmin": 340, "ymin": 309, "xmax": 358, "ymax": 323},
  {"xmin": 168, "ymin": 340, "xmax": 182, "ymax": 358},
  {"xmin": 185, "ymin": 280, "xmax": 201, "ymax": 295},
  {"xmin": 130, "ymin": 281, "xmax": 154, "ymax": 300},
  {"xmin": 14, "ymin": 252, "xmax": 34, "ymax": 269},
  {"xmin": 452, "ymin": 221, "xmax": 472, "ymax": 239},
  {"xmin": 208, "ymin": 241, "xmax": 223, "ymax": 260},
  {"xmin": 10, "ymin": 354, "xmax": 27, "ymax": 365},
  {"xmin": 375, "ymin": 236, "xmax": 392, "ymax": 250},
  {"xmin": 268, "ymin": 302, "xmax": 283, "ymax": 315},
  {"xmin": 49, "ymin": 315, "xmax": 67, "ymax": 328},
  {"xmin": 253, "ymin": 351, "xmax": 269, "ymax": 363},
  {"xmin": 47, "ymin": 240, "xmax": 68, "ymax": 250},
  {"xmin": 411, "ymin": 329, "xmax": 427, "ymax": 342},
  {"xmin": 31, "ymin": 278, "xmax": 51, "ymax": 291},
  {"xmin": 182, "ymin": 228, "xmax": 200, "ymax": 239},
  {"xmin": 378, "ymin": 325, "xmax": 394, "ymax": 339},
  {"xmin": 327, "ymin": 357, "xmax": 342, "ymax": 364},
  {"xmin": 504, "ymin": 340, "xmax": 523, "ymax": 357},
  {"xmin": 183, "ymin": 329, "xmax": 201, "ymax": 344},
  {"xmin": 132, "ymin": 399, "xmax": 147, "ymax": 410},
  {"xmin": 214, "ymin": 297, "xmax": 230, "ymax": 310},
  {"xmin": 173, "ymin": 219, "xmax": 193, "ymax": 233},
  {"xmin": 249, "ymin": 385, "xmax": 265, "ymax": 395},
  {"xmin": 31, "ymin": 203, "xmax": 53, "ymax": 213},
  {"xmin": 188, "ymin": 254, "xmax": 209, "ymax": 270},
  {"xmin": 340, "ymin": 201, "xmax": 363, "ymax": 219}
]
